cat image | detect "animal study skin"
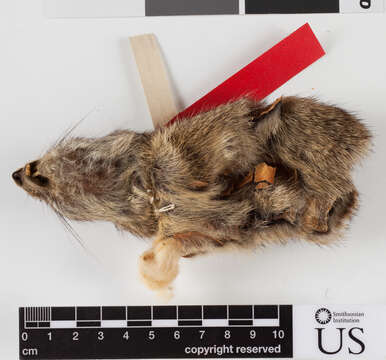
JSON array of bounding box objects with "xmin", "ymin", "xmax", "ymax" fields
[{"xmin": 12, "ymin": 97, "xmax": 371, "ymax": 296}]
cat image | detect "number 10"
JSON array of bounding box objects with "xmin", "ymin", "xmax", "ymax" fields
[{"xmin": 273, "ymin": 330, "xmax": 285, "ymax": 339}]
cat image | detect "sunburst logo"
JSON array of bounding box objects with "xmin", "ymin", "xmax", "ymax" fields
[{"xmin": 315, "ymin": 308, "xmax": 332, "ymax": 325}]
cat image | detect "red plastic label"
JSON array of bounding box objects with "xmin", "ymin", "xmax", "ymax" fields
[{"xmin": 169, "ymin": 23, "xmax": 325, "ymax": 124}]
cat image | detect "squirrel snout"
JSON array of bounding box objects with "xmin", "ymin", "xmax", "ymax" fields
[{"xmin": 12, "ymin": 169, "xmax": 23, "ymax": 186}]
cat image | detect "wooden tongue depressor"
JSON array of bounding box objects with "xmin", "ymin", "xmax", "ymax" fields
[{"xmin": 130, "ymin": 34, "xmax": 178, "ymax": 128}]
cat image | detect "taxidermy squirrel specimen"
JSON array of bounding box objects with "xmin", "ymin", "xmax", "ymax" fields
[{"xmin": 13, "ymin": 96, "xmax": 371, "ymax": 296}]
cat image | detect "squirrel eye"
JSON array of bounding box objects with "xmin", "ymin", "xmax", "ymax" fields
[{"xmin": 31, "ymin": 175, "xmax": 49, "ymax": 187}]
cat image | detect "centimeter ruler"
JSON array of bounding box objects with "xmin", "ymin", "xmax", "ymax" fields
[
  {"xmin": 19, "ymin": 305, "xmax": 386, "ymax": 359},
  {"xmin": 44, "ymin": 0, "xmax": 385, "ymax": 18}
]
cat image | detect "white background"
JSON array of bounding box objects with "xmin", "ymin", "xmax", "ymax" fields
[{"xmin": 1, "ymin": 1, "xmax": 386, "ymax": 359}]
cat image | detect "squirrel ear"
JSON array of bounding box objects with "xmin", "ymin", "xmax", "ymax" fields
[{"xmin": 254, "ymin": 97, "xmax": 282, "ymax": 138}]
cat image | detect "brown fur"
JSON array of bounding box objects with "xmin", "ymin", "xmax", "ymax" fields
[{"xmin": 12, "ymin": 96, "xmax": 372, "ymax": 296}]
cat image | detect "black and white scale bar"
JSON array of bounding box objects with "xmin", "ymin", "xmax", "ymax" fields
[
  {"xmin": 44, "ymin": 0, "xmax": 384, "ymax": 18},
  {"xmin": 19, "ymin": 305, "xmax": 292, "ymax": 359},
  {"xmin": 22, "ymin": 305, "xmax": 281, "ymax": 329}
]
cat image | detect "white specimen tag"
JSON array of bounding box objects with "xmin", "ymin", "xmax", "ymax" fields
[
  {"xmin": 293, "ymin": 305, "xmax": 386, "ymax": 359},
  {"xmin": 340, "ymin": 0, "xmax": 385, "ymax": 13}
]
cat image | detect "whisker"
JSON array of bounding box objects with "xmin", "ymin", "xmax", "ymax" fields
[
  {"xmin": 49, "ymin": 107, "xmax": 99, "ymax": 151},
  {"xmin": 52, "ymin": 209, "xmax": 88, "ymax": 251},
  {"xmin": 52, "ymin": 210, "xmax": 103, "ymax": 266}
]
